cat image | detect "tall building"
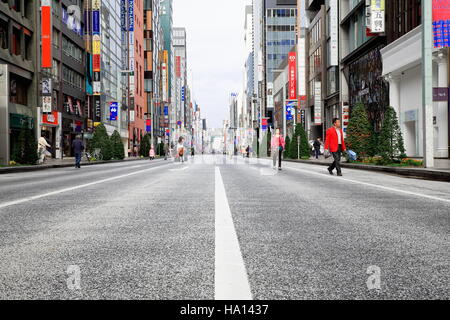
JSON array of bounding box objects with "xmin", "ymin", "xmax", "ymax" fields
[
  {"xmin": 264, "ymin": 0, "xmax": 297, "ymax": 127},
  {"xmin": 144, "ymin": 0, "xmax": 164, "ymax": 147},
  {"xmin": 244, "ymin": 5, "xmax": 254, "ymax": 130},
  {"xmin": 380, "ymin": 1, "xmax": 448, "ymax": 159},
  {"xmin": 0, "ymin": 0, "xmax": 39, "ymax": 165},
  {"xmin": 160, "ymin": 0, "xmax": 174, "ymax": 138},
  {"xmin": 85, "ymin": 0, "xmax": 128, "ymax": 152},
  {"xmin": 305, "ymin": 0, "xmax": 340, "ymax": 140},
  {"xmin": 128, "ymin": 0, "xmax": 146, "ymax": 155},
  {"xmin": 173, "ymin": 27, "xmax": 187, "ymax": 140}
]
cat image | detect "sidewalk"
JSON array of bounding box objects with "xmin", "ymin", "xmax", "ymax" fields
[
  {"xmin": 0, "ymin": 156, "xmax": 159, "ymax": 174},
  {"xmin": 282, "ymin": 156, "xmax": 450, "ymax": 182}
]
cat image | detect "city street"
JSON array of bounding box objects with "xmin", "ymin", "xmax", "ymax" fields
[{"xmin": 0, "ymin": 156, "xmax": 448, "ymax": 300}]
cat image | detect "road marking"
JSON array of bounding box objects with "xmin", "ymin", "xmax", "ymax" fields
[
  {"xmin": 285, "ymin": 164, "xmax": 450, "ymax": 204},
  {"xmin": 169, "ymin": 166, "xmax": 188, "ymax": 172},
  {"xmin": 0, "ymin": 163, "xmax": 171, "ymax": 210},
  {"xmin": 214, "ymin": 166, "xmax": 252, "ymax": 300}
]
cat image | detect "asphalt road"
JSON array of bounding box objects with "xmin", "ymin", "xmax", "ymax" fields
[{"xmin": 0, "ymin": 155, "xmax": 448, "ymax": 299}]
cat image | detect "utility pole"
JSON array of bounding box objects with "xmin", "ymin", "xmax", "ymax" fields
[{"xmin": 422, "ymin": 0, "xmax": 434, "ymax": 168}]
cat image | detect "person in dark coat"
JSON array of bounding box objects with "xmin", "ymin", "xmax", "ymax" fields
[
  {"xmin": 72, "ymin": 135, "xmax": 85, "ymax": 169},
  {"xmin": 313, "ymin": 138, "xmax": 322, "ymax": 159}
]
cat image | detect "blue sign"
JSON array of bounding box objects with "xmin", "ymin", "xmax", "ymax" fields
[
  {"xmin": 93, "ymin": 11, "xmax": 100, "ymax": 34},
  {"xmin": 110, "ymin": 102, "xmax": 118, "ymax": 121},
  {"xmin": 181, "ymin": 87, "xmax": 185, "ymax": 102},
  {"xmin": 128, "ymin": 0, "xmax": 134, "ymax": 31},
  {"xmin": 286, "ymin": 102, "xmax": 295, "ymax": 121},
  {"xmin": 120, "ymin": 0, "xmax": 127, "ymax": 31},
  {"xmin": 164, "ymin": 106, "xmax": 169, "ymax": 116}
]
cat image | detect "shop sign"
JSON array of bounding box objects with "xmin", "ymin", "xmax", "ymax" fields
[
  {"xmin": 10, "ymin": 114, "xmax": 34, "ymax": 129},
  {"xmin": 433, "ymin": 87, "xmax": 449, "ymax": 101},
  {"xmin": 42, "ymin": 111, "xmax": 59, "ymax": 126},
  {"xmin": 42, "ymin": 96, "xmax": 52, "ymax": 113},
  {"xmin": 314, "ymin": 81, "xmax": 322, "ymax": 125}
]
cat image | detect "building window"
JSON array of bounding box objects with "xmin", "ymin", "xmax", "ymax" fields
[
  {"xmin": 12, "ymin": 27, "xmax": 21, "ymax": 56},
  {"xmin": 0, "ymin": 18, "xmax": 8, "ymax": 50},
  {"xmin": 10, "ymin": 74, "xmax": 29, "ymax": 106}
]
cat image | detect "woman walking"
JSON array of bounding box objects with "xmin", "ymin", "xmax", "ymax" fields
[
  {"xmin": 271, "ymin": 128, "xmax": 286, "ymax": 170},
  {"xmin": 177, "ymin": 137, "xmax": 185, "ymax": 163}
]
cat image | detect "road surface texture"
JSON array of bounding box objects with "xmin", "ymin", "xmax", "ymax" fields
[{"xmin": 0, "ymin": 155, "xmax": 448, "ymax": 299}]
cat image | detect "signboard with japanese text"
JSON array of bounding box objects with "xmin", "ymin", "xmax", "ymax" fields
[
  {"xmin": 110, "ymin": 102, "xmax": 118, "ymax": 121},
  {"xmin": 288, "ymin": 52, "xmax": 297, "ymax": 100},
  {"xmin": 314, "ymin": 81, "xmax": 322, "ymax": 125},
  {"xmin": 365, "ymin": 0, "xmax": 385, "ymax": 34},
  {"xmin": 433, "ymin": 0, "xmax": 450, "ymax": 47},
  {"xmin": 41, "ymin": 0, "xmax": 52, "ymax": 68}
]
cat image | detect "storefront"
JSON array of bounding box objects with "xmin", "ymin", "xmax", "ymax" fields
[
  {"xmin": 9, "ymin": 113, "xmax": 34, "ymax": 157},
  {"xmin": 41, "ymin": 111, "xmax": 60, "ymax": 159}
]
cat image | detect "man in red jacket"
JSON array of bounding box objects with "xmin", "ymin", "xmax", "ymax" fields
[{"xmin": 324, "ymin": 118, "xmax": 346, "ymax": 176}]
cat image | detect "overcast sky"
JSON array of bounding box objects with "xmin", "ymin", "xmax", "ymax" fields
[{"xmin": 173, "ymin": 0, "xmax": 250, "ymax": 129}]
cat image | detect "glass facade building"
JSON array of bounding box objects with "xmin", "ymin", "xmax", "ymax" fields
[{"xmin": 265, "ymin": 7, "xmax": 297, "ymax": 83}]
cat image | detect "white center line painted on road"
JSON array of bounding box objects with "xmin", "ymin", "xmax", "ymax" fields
[
  {"xmin": 215, "ymin": 166, "xmax": 252, "ymax": 300},
  {"xmin": 0, "ymin": 163, "xmax": 171, "ymax": 210}
]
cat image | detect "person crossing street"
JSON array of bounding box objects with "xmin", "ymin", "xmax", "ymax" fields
[{"xmin": 324, "ymin": 118, "xmax": 346, "ymax": 176}]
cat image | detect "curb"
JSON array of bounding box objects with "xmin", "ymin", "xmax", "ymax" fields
[
  {"xmin": 0, "ymin": 157, "xmax": 163, "ymax": 174},
  {"xmin": 283, "ymin": 159, "xmax": 450, "ymax": 182}
]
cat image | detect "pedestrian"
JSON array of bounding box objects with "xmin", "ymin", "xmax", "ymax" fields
[
  {"xmin": 72, "ymin": 135, "xmax": 85, "ymax": 169},
  {"xmin": 246, "ymin": 145, "xmax": 250, "ymax": 158},
  {"xmin": 164, "ymin": 143, "xmax": 169, "ymax": 160},
  {"xmin": 191, "ymin": 146, "xmax": 195, "ymax": 158},
  {"xmin": 149, "ymin": 146, "xmax": 155, "ymax": 160},
  {"xmin": 324, "ymin": 118, "xmax": 346, "ymax": 176},
  {"xmin": 177, "ymin": 137, "xmax": 185, "ymax": 163},
  {"xmin": 313, "ymin": 137, "xmax": 322, "ymax": 159},
  {"xmin": 38, "ymin": 134, "xmax": 51, "ymax": 164},
  {"xmin": 271, "ymin": 128, "xmax": 286, "ymax": 170}
]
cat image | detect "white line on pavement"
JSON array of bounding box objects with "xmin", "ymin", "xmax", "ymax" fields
[
  {"xmin": 0, "ymin": 163, "xmax": 171, "ymax": 210},
  {"xmin": 214, "ymin": 166, "xmax": 252, "ymax": 300},
  {"xmin": 284, "ymin": 164, "xmax": 450, "ymax": 204},
  {"xmin": 169, "ymin": 166, "xmax": 189, "ymax": 172}
]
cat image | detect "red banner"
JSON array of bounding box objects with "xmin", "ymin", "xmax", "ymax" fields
[
  {"xmin": 93, "ymin": 54, "xmax": 101, "ymax": 72},
  {"xmin": 176, "ymin": 56, "xmax": 181, "ymax": 78},
  {"xmin": 41, "ymin": 5, "xmax": 52, "ymax": 68},
  {"xmin": 288, "ymin": 52, "xmax": 297, "ymax": 100}
]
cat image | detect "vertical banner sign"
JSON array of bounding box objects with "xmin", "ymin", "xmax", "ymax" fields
[
  {"xmin": 433, "ymin": 0, "xmax": 450, "ymax": 48},
  {"xmin": 267, "ymin": 83, "xmax": 274, "ymax": 109},
  {"xmin": 120, "ymin": 0, "xmax": 127, "ymax": 31},
  {"xmin": 41, "ymin": 0, "xmax": 52, "ymax": 68},
  {"xmin": 342, "ymin": 102, "xmax": 350, "ymax": 138},
  {"xmin": 329, "ymin": 0, "xmax": 339, "ymax": 66},
  {"xmin": 110, "ymin": 102, "xmax": 118, "ymax": 121},
  {"xmin": 181, "ymin": 86, "xmax": 185, "ymax": 102},
  {"xmin": 92, "ymin": 0, "xmax": 101, "ymax": 96},
  {"xmin": 288, "ymin": 52, "xmax": 297, "ymax": 100},
  {"xmin": 146, "ymin": 119, "xmax": 151, "ymax": 132},
  {"xmin": 94, "ymin": 96, "xmax": 101, "ymax": 120},
  {"xmin": 176, "ymin": 56, "xmax": 181, "ymax": 78},
  {"xmin": 129, "ymin": 0, "xmax": 135, "ymax": 98},
  {"xmin": 314, "ymin": 81, "xmax": 322, "ymax": 125},
  {"xmin": 366, "ymin": 0, "xmax": 385, "ymax": 33},
  {"xmin": 262, "ymin": 118, "xmax": 268, "ymax": 131}
]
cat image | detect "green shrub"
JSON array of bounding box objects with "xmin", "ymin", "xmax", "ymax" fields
[
  {"xmin": 289, "ymin": 124, "xmax": 310, "ymax": 159},
  {"xmin": 110, "ymin": 130, "xmax": 125, "ymax": 160},
  {"xmin": 11, "ymin": 126, "xmax": 38, "ymax": 165},
  {"xmin": 91, "ymin": 123, "xmax": 113, "ymax": 161},
  {"xmin": 346, "ymin": 103, "xmax": 376, "ymax": 159},
  {"xmin": 284, "ymin": 136, "xmax": 291, "ymax": 158},
  {"xmin": 378, "ymin": 106, "xmax": 406, "ymax": 162}
]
